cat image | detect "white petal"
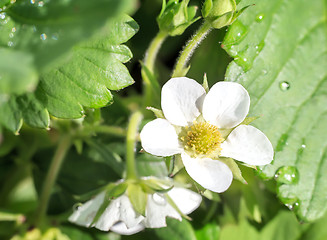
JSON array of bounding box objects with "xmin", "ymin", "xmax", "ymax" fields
[
  {"xmin": 220, "ymin": 125, "xmax": 274, "ymax": 165},
  {"xmin": 161, "ymin": 77, "xmax": 206, "ymax": 126},
  {"xmin": 202, "ymin": 82, "xmax": 250, "ymax": 128},
  {"xmin": 181, "ymin": 153, "xmax": 233, "ymax": 193},
  {"xmin": 68, "ymin": 192, "xmax": 106, "ymax": 227},
  {"xmin": 110, "ymin": 222, "xmax": 145, "ymax": 235},
  {"xmin": 143, "ymin": 193, "xmax": 181, "ymax": 228},
  {"xmin": 95, "ymin": 195, "xmax": 144, "ymax": 231},
  {"xmin": 167, "ymin": 187, "xmax": 202, "ymax": 214},
  {"xmin": 140, "ymin": 119, "xmax": 183, "ymax": 157}
]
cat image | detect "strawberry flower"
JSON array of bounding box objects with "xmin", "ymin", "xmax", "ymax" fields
[
  {"xmin": 140, "ymin": 77, "xmax": 274, "ymax": 192},
  {"xmin": 69, "ymin": 186, "xmax": 201, "ymax": 235}
]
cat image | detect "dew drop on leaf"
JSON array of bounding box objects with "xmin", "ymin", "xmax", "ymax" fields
[
  {"xmin": 38, "ymin": 1, "xmax": 44, "ymax": 7},
  {"xmin": 274, "ymin": 166, "xmax": 299, "ymax": 184},
  {"xmin": 255, "ymin": 14, "xmax": 265, "ymax": 22},
  {"xmin": 40, "ymin": 33, "xmax": 47, "ymax": 40},
  {"xmin": 279, "ymin": 81, "xmax": 290, "ymax": 91}
]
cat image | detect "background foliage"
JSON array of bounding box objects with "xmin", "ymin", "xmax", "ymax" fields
[{"xmin": 0, "ymin": 0, "xmax": 326, "ymax": 239}]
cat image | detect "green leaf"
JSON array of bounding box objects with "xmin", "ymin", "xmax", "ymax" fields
[
  {"xmin": 220, "ymin": 211, "xmax": 303, "ymax": 240},
  {"xmin": 154, "ymin": 218, "xmax": 197, "ymax": 240},
  {"xmin": 0, "ymin": 49, "xmax": 37, "ymax": 95},
  {"xmin": 222, "ymin": 0, "xmax": 327, "ymax": 222},
  {"xmin": 36, "ymin": 15, "xmax": 138, "ymax": 118},
  {"xmin": 195, "ymin": 222, "xmax": 220, "ymax": 240},
  {"xmin": 0, "ymin": 15, "xmax": 138, "ymax": 132},
  {"xmin": 2, "ymin": 0, "xmax": 135, "ymax": 71}
]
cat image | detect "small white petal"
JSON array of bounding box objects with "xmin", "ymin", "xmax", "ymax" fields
[
  {"xmin": 203, "ymin": 82, "xmax": 250, "ymax": 128},
  {"xmin": 167, "ymin": 187, "xmax": 202, "ymax": 214},
  {"xmin": 161, "ymin": 77, "xmax": 206, "ymax": 126},
  {"xmin": 143, "ymin": 193, "xmax": 181, "ymax": 228},
  {"xmin": 110, "ymin": 222, "xmax": 145, "ymax": 235},
  {"xmin": 220, "ymin": 125, "xmax": 274, "ymax": 165},
  {"xmin": 95, "ymin": 195, "xmax": 144, "ymax": 231},
  {"xmin": 140, "ymin": 119, "xmax": 183, "ymax": 157},
  {"xmin": 181, "ymin": 153, "xmax": 233, "ymax": 193},
  {"xmin": 68, "ymin": 192, "xmax": 106, "ymax": 227}
]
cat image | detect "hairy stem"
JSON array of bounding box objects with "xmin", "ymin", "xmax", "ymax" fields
[
  {"xmin": 33, "ymin": 134, "xmax": 71, "ymax": 226},
  {"xmin": 172, "ymin": 21, "xmax": 212, "ymax": 78},
  {"xmin": 142, "ymin": 31, "xmax": 168, "ymax": 108},
  {"xmin": 126, "ymin": 111, "xmax": 143, "ymax": 180}
]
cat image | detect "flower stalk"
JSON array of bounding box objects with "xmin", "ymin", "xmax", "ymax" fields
[
  {"xmin": 126, "ymin": 111, "xmax": 143, "ymax": 180},
  {"xmin": 172, "ymin": 21, "xmax": 212, "ymax": 78},
  {"xmin": 33, "ymin": 134, "xmax": 71, "ymax": 226},
  {"xmin": 142, "ymin": 31, "xmax": 168, "ymax": 108}
]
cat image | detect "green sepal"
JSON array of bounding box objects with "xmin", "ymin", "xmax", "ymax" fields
[
  {"xmin": 210, "ymin": 11, "xmax": 234, "ymax": 29},
  {"xmin": 202, "ymin": 73, "xmax": 209, "ymax": 93},
  {"xmin": 73, "ymin": 139, "xmax": 83, "ymax": 155},
  {"xmin": 165, "ymin": 156, "xmax": 175, "ymax": 175},
  {"xmin": 127, "ymin": 184, "xmax": 148, "ymax": 216},
  {"xmin": 146, "ymin": 107, "xmax": 165, "ymax": 119},
  {"xmin": 90, "ymin": 191, "xmax": 113, "ymax": 226},
  {"xmin": 202, "ymin": 189, "xmax": 221, "ymax": 202},
  {"xmin": 201, "ymin": 0, "xmax": 213, "ymax": 18},
  {"xmin": 141, "ymin": 177, "xmax": 174, "ymax": 193},
  {"xmin": 241, "ymin": 116, "xmax": 259, "ymax": 125},
  {"xmin": 174, "ymin": 64, "xmax": 191, "ymax": 78},
  {"xmin": 218, "ymin": 157, "xmax": 247, "ymax": 184},
  {"xmin": 157, "ymin": 0, "xmax": 199, "ymax": 36},
  {"xmin": 107, "ymin": 182, "xmax": 128, "ymax": 199}
]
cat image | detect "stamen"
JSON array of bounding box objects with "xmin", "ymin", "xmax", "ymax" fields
[{"xmin": 179, "ymin": 121, "xmax": 223, "ymax": 158}]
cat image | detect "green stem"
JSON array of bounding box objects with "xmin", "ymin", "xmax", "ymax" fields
[
  {"xmin": 126, "ymin": 112, "xmax": 143, "ymax": 180},
  {"xmin": 91, "ymin": 125, "xmax": 127, "ymax": 138},
  {"xmin": 142, "ymin": 31, "xmax": 168, "ymax": 108},
  {"xmin": 172, "ymin": 21, "xmax": 212, "ymax": 78},
  {"xmin": 33, "ymin": 134, "xmax": 71, "ymax": 226}
]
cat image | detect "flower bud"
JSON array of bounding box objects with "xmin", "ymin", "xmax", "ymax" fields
[
  {"xmin": 157, "ymin": 0, "xmax": 200, "ymax": 36},
  {"xmin": 202, "ymin": 0, "xmax": 247, "ymax": 29}
]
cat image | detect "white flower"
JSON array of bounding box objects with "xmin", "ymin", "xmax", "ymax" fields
[
  {"xmin": 68, "ymin": 186, "xmax": 201, "ymax": 235},
  {"xmin": 140, "ymin": 77, "xmax": 274, "ymax": 193}
]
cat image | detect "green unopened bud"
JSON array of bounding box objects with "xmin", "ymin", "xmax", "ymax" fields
[
  {"xmin": 157, "ymin": 0, "xmax": 200, "ymax": 36},
  {"xmin": 202, "ymin": 0, "xmax": 248, "ymax": 29}
]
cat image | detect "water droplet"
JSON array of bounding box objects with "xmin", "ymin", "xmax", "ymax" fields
[
  {"xmin": 254, "ymin": 41, "xmax": 265, "ymax": 55},
  {"xmin": 301, "ymin": 144, "xmax": 306, "ymax": 148},
  {"xmin": 9, "ymin": 33, "xmax": 14, "ymax": 38},
  {"xmin": 73, "ymin": 203, "xmax": 82, "ymax": 211},
  {"xmin": 255, "ymin": 14, "xmax": 265, "ymax": 22},
  {"xmin": 30, "ymin": 0, "xmax": 35, "ymax": 4},
  {"xmin": 38, "ymin": 1, "xmax": 44, "ymax": 7},
  {"xmin": 275, "ymin": 166, "xmax": 299, "ymax": 184},
  {"xmin": 243, "ymin": 58, "xmax": 247, "ymax": 62},
  {"xmin": 11, "ymin": 27, "xmax": 16, "ymax": 32},
  {"xmin": 225, "ymin": 20, "xmax": 248, "ymax": 44},
  {"xmin": 262, "ymin": 69, "xmax": 268, "ymax": 75},
  {"xmin": 51, "ymin": 33, "xmax": 59, "ymax": 40},
  {"xmin": 152, "ymin": 193, "xmax": 166, "ymax": 205},
  {"xmin": 279, "ymin": 81, "xmax": 290, "ymax": 91},
  {"xmin": 0, "ymin": 13, "xmax": 5, "ymax": 19},
  {"xmin": 40, "ymin": 33, "xmax": 47, "ymax": 40},
  {"xmin": 255, "ymin": 167, "xmax": 271, "ymax": 180},
  {"xmin": 10, "ymin": 0, "xmax": 16, "ymax": 4},
  {"xmin": 7, "ymin": 41, "xmax": 13, "ymax": 47}
]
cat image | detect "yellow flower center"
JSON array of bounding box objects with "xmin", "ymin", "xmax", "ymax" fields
[{"xmin": 179, "ymin": 121, "xmax": 224, "ymax": 158}]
